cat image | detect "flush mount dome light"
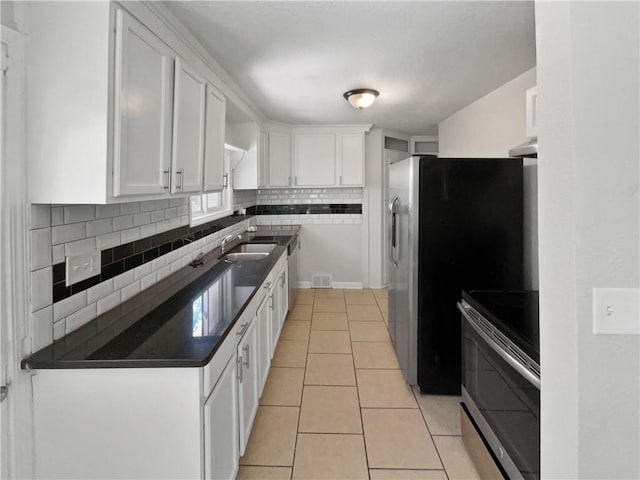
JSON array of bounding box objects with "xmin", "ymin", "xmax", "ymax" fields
[{"xmin": 343, "ymin": 88, "xmax": 379, "ymax": 109}]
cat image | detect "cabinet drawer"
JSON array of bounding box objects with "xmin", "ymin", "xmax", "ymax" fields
[{"xmin": 202, "ymin": 306, "xmax": 255, "ymax": 396}]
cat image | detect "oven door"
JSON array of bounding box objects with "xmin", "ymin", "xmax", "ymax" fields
[{"xmin": 459, "ymin": 302, "xmax": 540, "ymax": 480}]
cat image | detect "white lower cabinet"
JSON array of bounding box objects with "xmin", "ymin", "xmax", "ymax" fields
[
  {"xmin": 257, "ymin": 293, "xmax": 272, "ymax": 391},
  {"xmin": 237, "ymin": 317, "xmax": 260, "ymax": 455},
  {"xmin": 30, "ymin": 251, "xmax": 290, "ymax": 480},
  {"xmin": 203, "ymin": 355, "xmax": 239, "ymax": 480}
]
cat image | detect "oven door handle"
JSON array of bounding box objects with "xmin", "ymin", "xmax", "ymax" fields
[{"xmin": 457, "ymin": 302, "xmax": 541, "ymax": 390}]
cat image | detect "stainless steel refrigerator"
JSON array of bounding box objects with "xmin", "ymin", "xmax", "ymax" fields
[{"xmin": 387, "ymin": 156, "xmax": 523, "ymax": 394}]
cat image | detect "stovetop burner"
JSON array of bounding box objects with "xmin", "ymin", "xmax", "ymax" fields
[{"xmin": 462, "ymin": 290, "xmax": 539, "ymax": 364}]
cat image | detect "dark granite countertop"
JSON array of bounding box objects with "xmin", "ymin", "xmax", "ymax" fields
[{"xmin": 22, "ymin": 228, "xmax": 300, "ymax": 370}]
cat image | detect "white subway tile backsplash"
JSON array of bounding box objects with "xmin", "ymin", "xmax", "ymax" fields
[
  {"xmin": 52, "ymin": 244, "xmax": 65, "ymax": 264},
  {"xmin": 140, "ymin": 223, "xmax": 157, "ymax": 238},
  {"xmin": 96, "ymin": 204, "xmax": 120, "ymax": 219},
  {"xmin": 32, "ymin": 306, "xmax": 53, "ymax": 351},
  {"xmin": 120, "ymin": 202, "xmax": 140, "ymax": 215},
  {"xmin": 165, "ymin": 207, "xmax": 178, "ymax": 219},
  {"xmin": 156, "ymin": 220, "xmax": 170, "ymax": 233},
  {"xmin": 134, "ymin": 212, "xmax": 151, "ymax": 226},
  {"xmin": 96, "ymin": 232, "xmax": 121, "ymax": 250},
  {"xmin": 170, "ymin": 260, "xmax": 182, "ymax": 274},
  {"xmin": 140, "ymin": 272, "xmax": 157, "ymax": 291},
  {"xmin": 66, "ymin": 303, "xmax": 97, "ymax": 333},
  {"xmin": 121, "ymin": 280, "xmax": 141, "ymax": 302},
  {"xmin": 64, "ymin": 205, "xmax": 95, "ymax": 223},
  {"xmin": 53, "ymin": 320, "xmax": 66, "ymax": 341},
  {"xmin": 97, "ymin": 291, "xmax": 121, "ymax": 316},
  {"xmin": 52, "ymin": 223, "xmax": 85, "ymax": 245},
  {"xmin": 86, "ymin": 218, "xmax": 113, "ymax": 237},
  {"xmin": 151, "ymin": 256, "xmax": 166, "ymax": 270},
  {"xmin": 64, "ymin": 237, "xmax": 96, "ymax": 257},
  {"xmin": 120, "ymin": 227, "xmax": 141, "ymax": 244},
  {"xmin": 113, "ymin": 214, "xmax": 134, "ymax": 231},
  {"xmin": 31, "ymin": 267, "xmax": 52, "ymax": 311},
  {"xmin": 87, "ymin": 279, "xmax": 114, "ymax": 304},
  {"xmin": 170, "ymin": 197, "xmax": 186, "ymax": 207},
  {"xmin": 155, "ymin": 199, "xmax": 169, "ymax": 209},
  {"xmin": 51, "ymin": 207, "xmax": 64, "ymax": 226},
  {"xmin": 113, "ymin": 270, "xmax": 135, "ymax": 291},
  {"xmin": 134, "ymin": 263, "xmax": 152, "ymax": 280},
  {"xmin": 169, "ymin": 216, "xmax": 185, "ymax": 229},
  {"xmin": 157, "ymin": 264, "xmax": 171, "ymax": 281},
  {"xmin": 31, "ymin": 205, "xmax": 51, "ymax": 229},
  {"xmin": 53, "ymin": 291, "xmax": 87, "ymax": 322},
  {"xmin": 31, "ymin": 228, "xmax": 52, "ymax": 270},
  {"xmin": 139, "ymin": 200, "xmax": 157, "ymax": 212},
  {"xmin": 151, "ymin": 210, "xmax": 165, "ymax": 222}
]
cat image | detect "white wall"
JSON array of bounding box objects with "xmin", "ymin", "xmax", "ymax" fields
[
  {"xmin": 438, "ymin": 67, "xmax": 538, "ymax": 290},
  {"xmin": 365, "ymin": 130, "xmax": 384, "ymax": 288},
  {"xmin": 536, "ymin": 1, "xmax": 639, "ymax": 478}
]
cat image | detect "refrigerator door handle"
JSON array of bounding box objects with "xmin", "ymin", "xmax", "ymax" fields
[{"xmin": 388, "ymin": 196, "xmax": 399, "ymax": 268}]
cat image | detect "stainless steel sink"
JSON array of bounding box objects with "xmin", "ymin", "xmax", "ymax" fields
[
  {"xmin": 223, "ymin": 252, "xmax": 270, "ymax": 262},
  {"xmin": 230, "ymin": 243, "xmax": 277, "ymax": 254}
]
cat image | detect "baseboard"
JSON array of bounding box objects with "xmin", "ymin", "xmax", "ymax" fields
[{"xmin": 294, "ymin": 281, "xmax": 364, "ymax": 289}]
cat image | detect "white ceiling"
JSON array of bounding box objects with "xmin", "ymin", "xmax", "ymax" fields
[{"xmin": 166, "ymin": 1, "xmax": 536, "ymax": 135}]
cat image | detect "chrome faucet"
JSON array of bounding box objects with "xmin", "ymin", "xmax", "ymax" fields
[{"xmin": 221, "ymin": 234, "xmax": 242, "ymax": 254}]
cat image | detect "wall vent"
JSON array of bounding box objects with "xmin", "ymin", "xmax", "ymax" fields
[{"xmin": 311, "ymin": 274, "xmax": 332, "ymax": 289}]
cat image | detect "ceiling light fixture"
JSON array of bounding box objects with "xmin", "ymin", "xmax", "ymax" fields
[{"xmin": 343, "ymin": 88, "xmax": 379, "ymax": 110}]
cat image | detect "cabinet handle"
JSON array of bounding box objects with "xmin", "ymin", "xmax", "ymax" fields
[
  {"xmin": 295, "ymin": 176, "xmax": 297, "ymax": 185},
  {"xmin": 175, "ymin": 168, "xmax": 184, "ymax": 191},
  {"xmin": 236, "ymin": 322, "xmax": 249, "ymax": 336},
  {"xmin": 163, "ymin": 169, "xmax": 170, "ymax": 189},
  {"xmin": 340, "ymin": 175, "xmax": 343, "ymax": 185},
  {"xmin": 269, "ymin": 294, "xmax": 274, "ymax": 310},
  {"xmin": 288, "ymin": 176, "xmax": 291, "ymax": 186},
  {"xmin": 264, "ymin": 281, "xmax": 272, "ymax": 290},
  {"xmin": 280, "ymin": 273, "xmax": 285, "ymax": 288},
  {"xmin": 237, "ymin": 355, "xmax": 243, "ymax": 383},
  {"xmin": 223, "ymin": 173, "xmax": 229, "ymax": 190},
  {"xmin": 243, "ymin": 344, "xmax": 250, "ymax": 369}
]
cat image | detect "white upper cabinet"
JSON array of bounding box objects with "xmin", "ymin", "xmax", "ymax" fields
[
  {"xmin": 113, "ymin": 9, "xmax": 175, "ymax": 197},
  {"xmin": 204, "ymin": 84, "xmax": 226, "ymax": 192},
  {"xmin": 294, "ymin": 133, "xmax": 336, "ymax": 186},
  {"xmin": 26, "ymin": 3, "xmax": 229, "ymax": 204},
  {"xmin": 171, "ymin": 58, "xmax": 206, "ymax": 194},
  {"xmin": 229, "ymin": 122, "xmax": 268, "ymax": 190},
  {"xmin": 337, "ymin": 133, "xmax": 365, "ymax": 186},
  {"xmin": 268, "ymin": 132, "xmax": 292, "ymax": 187}
]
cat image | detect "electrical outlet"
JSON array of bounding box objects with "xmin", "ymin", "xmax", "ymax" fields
[
  {"xmin": 65, "ymin": 250, "xmax": 101, "ymax": 287},
  {"xmin": 593, "ymin": 288, "xmax": 640, "ymax": 335}
]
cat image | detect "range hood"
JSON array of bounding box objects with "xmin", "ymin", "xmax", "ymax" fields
[{"xmin": 509, "ymin": 138, "xmax": 538, "ymax": 158}]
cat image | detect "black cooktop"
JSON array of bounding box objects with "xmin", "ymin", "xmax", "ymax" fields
[{"xmin": 462, "ymin": 290, "xmax": 539, "ymax": 364}]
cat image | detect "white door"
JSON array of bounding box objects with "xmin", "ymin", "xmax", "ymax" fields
[
  {"xmin": 337, "ymin": 133, "xmax": 364, "ymax": 186},
  {"xmin": 268, "ymin": 132, "xmax": 291, "ymax": 187},
  {"xmin": 113, "ymin": 9, "xmax": 174, "ymax": 196},
  {"xmin": 203, "ymin": 355, "xmax": 239, "ymax": 480},
  {"xmin": 237, "ymin": 319, "xmax": 259, "ymax": 454},
  {"xmin": 256, "ymin": 295, "xmax": 271, "ymax": 394},
  {"xmin": 203, "ymin": 83, "xmax": 226, "ymax": 192},
  {"xmin": 171, "ymin": 58, "xmax": 206, "ymax": 193},
  {"xmin": 294, "ymin": 133, "xmax": 336, "ymax": 186}
]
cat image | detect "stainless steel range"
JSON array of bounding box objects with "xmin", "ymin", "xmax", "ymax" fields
[{"xmin": 458, "ymin": 290, "xmax": 540, "ymax": 480}]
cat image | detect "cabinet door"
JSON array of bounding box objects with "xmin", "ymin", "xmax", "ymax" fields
[
  {"xmin": 258, "ymin": 126, "xmax": 269, "ymax": 188},
  {"xmin": 269, "ymin": 287, "xmax": 280, "ymax": 354},
  {"xmin": 337, "ymin": 133, "xmax": 364, "ymax": 186},
  {"xmin": 171, "ymin": 57, "xmax": 206, "ymax": 194},
  {"xmin": 268, "ymin": 132, "xmax": 292, "ymax": 187},
  {"xmin": 203, "ymin": 355, "xmax": 239, "ymax": 480},
  {"xmin": 280, "ymin": 267, "xmax": 289, "ymax": 322},
  {"xmin": 203, "ymin": 83, "xmax": 226, "ymax": 192},
  {"xmin": 237, "ymin": 319, "xmax": 259, "ymax": 455},
  {"xmin": 256, "ymin": 295, "xmax": 271, "ymax": 394},
  {"xmin": 113, "ymin": 9, "xmax": 174, "ymax": 197},
  {"xmin": 294, "ymin": 134, "xmax": 336, "ymax": 186}
]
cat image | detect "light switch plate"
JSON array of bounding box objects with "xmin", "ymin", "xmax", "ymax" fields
[
  {"xmin": 593, "ymin": 288, "xmax": 640, "ymax": 335},
  {"xmin": 65, "ymin": 250, "xmax": 101, "ymax": 286}
]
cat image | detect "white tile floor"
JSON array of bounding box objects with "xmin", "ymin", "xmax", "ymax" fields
[{"xmin": 237, "ymin": 288, "xmax": 481, "ymax": 480}]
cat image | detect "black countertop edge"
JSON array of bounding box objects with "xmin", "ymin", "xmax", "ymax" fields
[{"xmin": 22, "ymin": 227, "xmax": 301, "ymax": 370}]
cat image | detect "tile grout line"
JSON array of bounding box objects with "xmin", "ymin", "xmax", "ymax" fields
[
  {"xmin": 412, "ymin": 387, "xmax": 450, "ymax": 480},
  {"xmin": 348, "ymin": 303, "xmax": 372, "ymax": 480}
]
